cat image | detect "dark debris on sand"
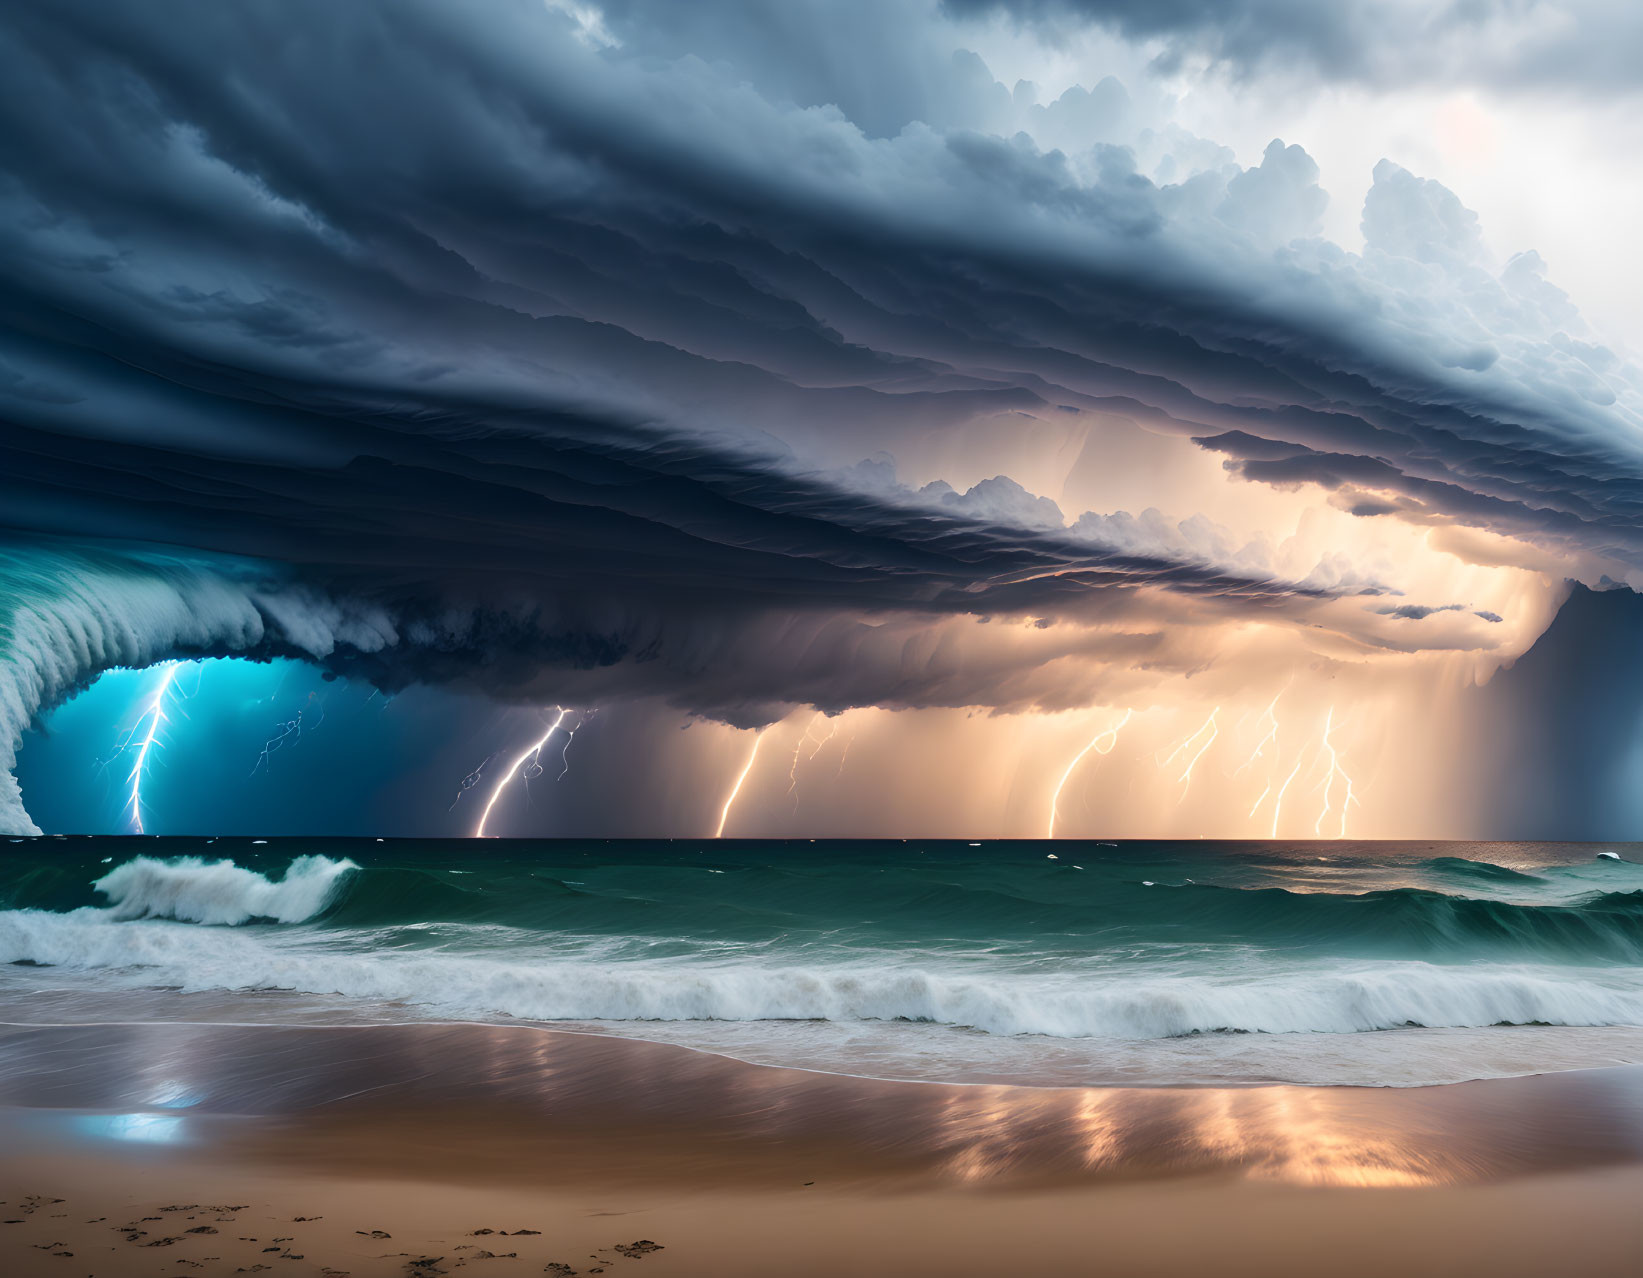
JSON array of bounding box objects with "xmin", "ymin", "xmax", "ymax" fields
[{"xmin": 6, "ymin": 1192, "xmax": 666, "ymax": 1277}]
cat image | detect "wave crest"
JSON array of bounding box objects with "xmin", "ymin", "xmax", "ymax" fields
[
  {"xmin": 0, "ymin": 543, "xmax": 403, "ymax": 836},
  {"xmin": 2, "ymin": 903, "xmax": 1641, "ymax": 1038},
  {"xmin": 93, "ymin": 855, "xmax": 356, "ymax": 925}
]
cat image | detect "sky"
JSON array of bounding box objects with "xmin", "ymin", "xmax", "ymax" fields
[{"xmin": 3, "ymin": 0, "xmax": 1643, "ymax": 839}]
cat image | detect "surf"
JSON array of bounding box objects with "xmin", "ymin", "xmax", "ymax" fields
[
  {"xmin": 3, "ymin": 904, "xmax": 1643, "ymax": 1039},
  {"xmin": 92, "ymin": 854, "xmax": 356, "ymax": 925}
]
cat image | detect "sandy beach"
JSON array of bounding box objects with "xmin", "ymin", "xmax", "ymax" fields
[
  {"xmin": 6, "ymin": 0, "xmax": 1643, "ymax": 1267},
  {"xmin": 2, "ymin": 1020, "xmax": 1642, "ymax": 1277}
]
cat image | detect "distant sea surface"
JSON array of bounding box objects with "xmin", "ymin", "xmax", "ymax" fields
[{"xmin": 3, "ymin": 838, "xmax": 1642, "ymax": 1087}]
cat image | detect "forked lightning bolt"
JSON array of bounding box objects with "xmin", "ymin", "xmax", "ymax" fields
[
  {"xmin": 251, "ymin": 692, "xmax": 327, "ymax": 777},
  {"xmin": 474, "ymin": 707, "xmax": 573, "ymax": 838},
  {"xmin": 552, "ymin": 714, "xmax": 584, "ymax": 781},
  {"xmin": 1269, "ymin": 748, "xmax": 1309, "ymax": 839},
  {"xmin": 1313, "ymin": 707, "xmax": 1358, "ymax": 838},
  {"xmin": 251, "ymin": 715, "xmax": 303, "ymax": 776},
  {"xmin": 1047, "ymin": 709, "xmax": 1132, "ymax": 838},
  {"xmin": 786, "ymin": 711, "xmax": 838, "ymax": 810},
  {"xmin": 1161, "ymin": 709, "xmax": 1220, "ymax": 794},
  {"xmin": 1239, "ymin": 693, "xmax": 1284, "ymax": 823},
  {"xmin": 124, "ymin": 663, "xmax": 183, "ymax": 834},
  {"xmin": 449, "ymin": 753, "xmax": 496, "ymax": 811},
  {"xmin": 1233, "ymin": 692, "xmax": 1283, "ymax": 777}
]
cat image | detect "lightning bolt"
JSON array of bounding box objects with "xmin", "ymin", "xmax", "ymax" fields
[
  {"xmin": 1047, "ymin": 708, "xmax": 1132, "ymax": 838},
  {"xmin": 1247, "ymin": 782, "xmax": 1272, "ymax": 820},
  {"xmin": 786, "ymin": 711, "xmax": 838, "ymax": 810},
  {"xmin": 1270, "ymin": 747, "xmax": 1309, "ymax": 839},
  {"xmin": 448, "ymin": 753, "xmax": 496, "ymax": 811},
  {"xmin": 715, "ymin": 728, "xmax": 766, "ymax": 838},
  {"xmin": 1233, "ymin": 692, "xmax": 1283, "ymax": 776},
  {"xmin": 808, "ymin": 717, "xmax": 838, "ymax": 759},
  {"xmin": 1161, "ymin": 708, "xmax": 1220, "ymax": 793},
  {"xmin": 1237, "ymin": 694, "xmax": 1283, "ymax": 824},
  {"xmin": 1338, "ymin": 771, "xmax": 1358, "ymax": 839},
  {"xmin": 1313, "ymin": 707, "xmax": 1358, "ymax": 838},
  {"xmin": 552, "ymin": 713, "xmax": 585, "ymax": 781},
  {"xmin": 250, "ymin": 689, "xmax": 330, "ymax": 777},
  {"xmin": 475, "ymin": 707, "xmax": 572, "ymax": 838},
  {"xmin": 834, "ymin": 727, "xmax": 856, "ymax": 778},
  {"xmin": 124, "ymin": 663, "xmax": 183, "ymax": 834},
  {"xmin": 787, "ymin": 712, "xmax": 819, "ymax": 804},
  {"xmin": 250, "ymin": 714, "xmax": 303, "ymax": 776}
]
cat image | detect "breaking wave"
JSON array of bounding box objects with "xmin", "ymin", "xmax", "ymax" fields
[
  {"xmin": 3, "ymin": 850, "xmax": 1641, "ymax": 1060},
  {"xmin": 2, "ymin": 903, "xmax": 1641, "ymax": 1038},
  {"xmin": 80, "ymin": 852, "xmax": 1643, "ymax": 966},
  {"xmin": 92, "ymin": 855, "xmax": 357, "ymax": 925},
  {"xmin": 3, "ymin": 850, "xmax": 1643, "ymax": 1042},
  {"xmin": 0, "ymin": 543, "xmax": 396, "ymax": 836}
]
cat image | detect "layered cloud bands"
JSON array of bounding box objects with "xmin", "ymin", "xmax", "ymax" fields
[{"xmin": 1, "ymin": 0, "xmax": 1639, "ymax": 834}]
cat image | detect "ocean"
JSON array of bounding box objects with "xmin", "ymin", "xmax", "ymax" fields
[{"xmin": 3, "ymin": 838, "xmax": 1642, "ymax": 1088}]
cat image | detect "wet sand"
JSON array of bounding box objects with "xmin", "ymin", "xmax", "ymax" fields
[{"xmin": 2, "ymin": 1021, "xmax": 1642, "ymax": 1276}]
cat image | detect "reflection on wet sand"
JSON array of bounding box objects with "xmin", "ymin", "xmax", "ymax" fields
[{"xmin": 2, "ymin": 1021, "xmax": 1640, "ymax": 1189}]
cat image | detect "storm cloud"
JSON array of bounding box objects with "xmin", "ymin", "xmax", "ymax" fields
[
  {"xmin": 947, "ymin": 1, "xmax": 1643, "ymax": 95},
  {"xmin": 2, "ymin": 0, "xmax": 1641, "ymax": 834}
]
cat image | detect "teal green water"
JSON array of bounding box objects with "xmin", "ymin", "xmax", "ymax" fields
[
  {"xmin": 4, "ymin": 838, "xmax": 1641, "ymax": 959},
  {"xmin": 2, "ymin": 838, "xmax": 1642, "ymax": 1085}
]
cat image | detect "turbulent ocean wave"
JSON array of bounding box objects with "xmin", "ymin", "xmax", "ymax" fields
[
  {"xmin": 2, "ymin": 908, "xmax": 1641, "ymax": 1039},
  {"xmin": 1, "ymin": 840, "xmax": 1641, "ymax": 1083},
  {"xmin": 93, "ymin": 854, "xmax": 357, "ymax": 925},
  {"xmin": 12, "ymin": 845, "xmax": 1641, "ymax": 962}
]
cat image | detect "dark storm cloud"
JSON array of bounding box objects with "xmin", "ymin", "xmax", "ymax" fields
[
  {"xmin": 1, "ymin": 0, "xmax": 1641, "ymax": 775},
  {"xmin": 945, "ymin": 0, "xmax": 1643, "ymax": 94},
  {"xmin": 586, "ymin": 0, "xmax": 1000, "ymax": 139},
  {"xmin": 0, "ymin": 348, "xmax": 1302, "ymax": 628},
  {"xmin": 1465, "ymin": 583, "xmax": 1643, "ymax": 838},
  {"xmin": 1372, "ymin": 603, "xmax": 1465, "ymax": 621}
]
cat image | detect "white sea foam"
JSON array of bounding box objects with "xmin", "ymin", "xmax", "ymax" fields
[
  {"xmin": 91, "ymin": 855, "xmax": 356, "ymax": 925},
  {"xmin": 2, "ymin": 904, "xmax": 1641, "ymax": 1040}
]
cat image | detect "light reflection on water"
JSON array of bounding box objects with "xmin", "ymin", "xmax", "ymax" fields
[
  {"xmin": 7, "ymin": 1020, "xmax": 1635, "ymax": 1189},
  {"xmin": 72, "ymin": 1112, "xmax": 187, "ymax": 1144}
]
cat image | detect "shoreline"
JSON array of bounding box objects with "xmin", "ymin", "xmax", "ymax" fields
[
  {"xmin": 2, "ymin": 1020, "xmax": 1643, "ymax": 1275},
  {"xmin": 2, "ymin": 1019, "xmax": 1643, "ymax": 1187},
  {"xmin": 8, "ymin": 1008, "xmax": 1643, "ymax": 1093}
]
